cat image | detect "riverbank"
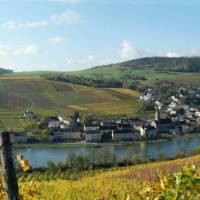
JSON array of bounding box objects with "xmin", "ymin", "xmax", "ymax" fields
[{"xmin": 13, "ymin": 132, "xmax": 200, "ymax": 149}]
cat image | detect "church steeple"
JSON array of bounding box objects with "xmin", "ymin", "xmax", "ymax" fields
[
  {"xmin": 155, "ymin": 104, "xmax": 160, "ymax": 121},
  {"xmin": 155, "ymin": 101, "xmax": 162, "ymax": 122}
]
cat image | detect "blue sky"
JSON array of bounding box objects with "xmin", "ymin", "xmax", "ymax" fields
[{"xmin": 0, "ymin": 0, "xmax": 200, "ymax": 72}]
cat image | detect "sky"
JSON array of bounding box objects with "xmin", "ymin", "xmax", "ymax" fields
[{"xmin": 0, "ymin": 0, "xmax": 200, "ymax": 72}]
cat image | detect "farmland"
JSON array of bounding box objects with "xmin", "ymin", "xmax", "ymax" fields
[
  {"xmin": 0, "ymin": 77, "xmax": 142, "ymax": 131},
  {"xmin": 16, "ymin": 154, "xmax": 200, "ymax": 200}
]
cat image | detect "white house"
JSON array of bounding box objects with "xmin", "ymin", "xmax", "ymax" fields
[
  {"xmin": 140, "ymin": 126, "xmax": 157, "ymax": 139},
  {"xmin": 139, "ymin": 93, "xmax": 155, "ymax": 103},
  {"xmin": 58, "ymin": 115, "xmax": 70, "ymax": 125}
]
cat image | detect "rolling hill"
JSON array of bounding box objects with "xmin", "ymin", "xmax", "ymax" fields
[
  {"xmin": 64, "ymin": 57, "xmax": 200, "ymax": 84},
  {"xmin": 92, "ymin": 57, "xmax": 200, "ymax": 72},
  {"xmin": 0, "ymin": 77, "xmax": 142, "ymax": 131},
  {"xmin": 6, "ymin": 57, "xmax": 200, "ymax": 86}
]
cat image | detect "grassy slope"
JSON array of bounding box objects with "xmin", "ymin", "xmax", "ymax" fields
[
  {"xmin": 7, "ymin": 67, "xmax": 200, "ymax": 85},
  {"xmin": 19, "ymin": 154, "xmax": 200, "ymax": 200},
  {"xmin": 0, "ymin": 77, "xmax": 142, "ymax": 131},
  {"xmin": 68, "ymin": 66, "xmax": 199, "ymax": 82}
]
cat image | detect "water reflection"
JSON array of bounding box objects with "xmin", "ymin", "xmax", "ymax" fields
[{"xmin": 13, "ymin": 135, "xmax": 200, "ymax": 168}]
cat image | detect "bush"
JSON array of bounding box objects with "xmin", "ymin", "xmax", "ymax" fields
[{"xmin": 139, "ymin": 166, "xmax": 200, "ymax": 199}]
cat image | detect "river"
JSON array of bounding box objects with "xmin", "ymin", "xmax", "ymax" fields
[{"xmin": 14, "ymin": 135, "xmax": 200, "ymax": 168}]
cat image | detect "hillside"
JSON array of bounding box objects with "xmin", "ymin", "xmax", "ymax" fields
[
  {"xmin": 66, "ymin": 57, "xmax": 200, "ymax": 86},
  {"xmin": 17, "ymin": 154, "xmax": 200, "ymax": 199},
  {"xmin": 93, "ymin": 57, "xmax": 200, "ymax": 72},
  {"xmin": 0, "ymin": 77, "xmax": 142, "ymax": 131}
]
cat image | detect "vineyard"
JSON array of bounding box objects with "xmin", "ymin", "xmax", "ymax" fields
[{"xmin": 1, "ymin": 154, "xmax": 200, "ymax": 199}]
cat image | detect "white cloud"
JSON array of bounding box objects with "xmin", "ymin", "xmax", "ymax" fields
[
  {"xmin": 165, "ymin": 51, "xmax": 181, "ymax": 57},
  {"xmin": 187, "ymin": 48, "xmax": 200, "ymax": 57},
  {"xmin": 120, "ymin": 40, "xmax": 140, "ymax": 60},
  {"xmin": 0, "ymin": 44, "xmax": 39, "ymax": 56},
  {"xmin": 0, "ymin": 20, "xmax": 49, "ymax": 30},
  {"xmin": 65, "ymin": 55, "xmax": 115, "ymax": 70},
  {"xmin": 13, "ymin": 44, "xmax": 39, "ymax": 55},
  {"xmin": 0, "ymin": 10, "xmax": 80, "ymax": 30},
  {"xmin": 51, "ymin": 10, "xmax": 81, "ymax": 24},
  {"xmin": 48, "ymin": 36, "xmax": 65, "ymax": 44}
]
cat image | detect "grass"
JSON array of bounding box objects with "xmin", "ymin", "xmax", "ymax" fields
[
  {"xmin": 68, "ymin": 66, "xmax": 200, "ymax": 82},
  {"xmin": 17, "ymin": 154, "xmax": 200, "ymax": 200}
]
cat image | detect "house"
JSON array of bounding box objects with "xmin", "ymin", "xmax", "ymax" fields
[
  {"xmin": 99, "ymin": 123, "xmax": 117, "ymax": 134},
  {"xmin": 58, "ymin": 114, "xmax": 70, "ymax": 125},
  {"xmin": 85, "ymin": 130, "xmax": 102, "ymax": 142},
  {"xmin": 117, "ymin": 123, "xmax": 132, "ymax": 131},
  {"xmin": 84, "ymin": 125, "xmax": 99, "ymax": 132},
  {"xmin": 112, "ymin": 130, "xmax": 141, "ymax": 141},
  {"xmin": 48, "ymin": 120, "xmax": 60, "ymax": 128},
  {"xmin": 10, "ymin": 133, "xmax": 28, "ymax": 143},
  {"xmin": 139, "ymin": 92, "xmax": 155, "ymax": 103},
  {"xmin": 120, "ymin": 118, "xmax": 148, "ymax": 126},
  {"xmin": 24, "ymin": 109, "xmax": 36, "ymax": 119},
  {"xmin": 48, "ymin": 128, "xmax": 82, "ymax": 142},
  {"xmin": 139, "ymin": 126, "xmax": 157, "ymax": 139},
  {"xmin": 152, "ymin": 118, "xmax": 175, "ymax": 134}
]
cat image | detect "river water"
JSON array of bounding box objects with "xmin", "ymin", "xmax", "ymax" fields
[{"xmin": 13, "ymin": 135, "xmax": 200, "ymax": 168}]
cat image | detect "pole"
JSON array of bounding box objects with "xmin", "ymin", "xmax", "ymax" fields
[{"xmin": 0, "ymin": 132, "xmax": 20, "ymax": 200}]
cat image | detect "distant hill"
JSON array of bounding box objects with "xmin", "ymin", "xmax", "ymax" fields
[
  {"xmin": 0, "ymin": 68, "xmax": 13, "ymax": 75},
  {"xmin": 93, "ymin": 57, "xmax": 200, "ymax": 72}
]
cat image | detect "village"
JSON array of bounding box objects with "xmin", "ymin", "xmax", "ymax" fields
[{"xmin": 10, "ymin": 86, "xmax": 200, "ymax": 144}]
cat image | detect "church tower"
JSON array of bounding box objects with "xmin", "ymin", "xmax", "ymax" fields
[{"xmin": 155, "ymin": 105, "xmax": 160, "ymax": 121}]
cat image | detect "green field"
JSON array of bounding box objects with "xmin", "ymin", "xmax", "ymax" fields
[
  {"xmin": 0, "ymin": 77, "xmax": 142, "ymax": 131},
  {"xmin": 68, "ymin": 66, "xmax": 199, "ymax": 82},
  {"xmin": 6, "ymin": 66, "xmax": 199, "ymax": 81}
]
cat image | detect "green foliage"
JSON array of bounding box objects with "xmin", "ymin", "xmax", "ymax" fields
[{"xmin": 140, "ymin": 166, "xmax": 200, "ymax": 200}]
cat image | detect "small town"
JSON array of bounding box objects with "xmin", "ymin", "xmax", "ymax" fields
[
  {"xmin": 11, "ymin": 86, "xmax": 200, "ymax": 144},
  {"xmin": 1, "ymin": 2, "xmax": 200, "ymax": 199}
]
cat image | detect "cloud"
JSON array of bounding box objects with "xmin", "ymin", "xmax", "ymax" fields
[
  {"xmin": 187, "ymin": 48, "xmax": 200, "ymax": 56},
  {"xmin": 0, "ymin": 44, "xmax": 39, "ymax": 56},
  {"xmin": 120, "ymin": 40, "xmax": 140, "ymax": 60},
  {"xmin": 0, "ymin": 20, "xmax": 49, "ymax": 30},
  {"xmin": 165, "ymin": 50, "xmax": 180, "ymax": 57},
  {"xmin": 0, "ymin": 10, "xmax": 80, "ymax": 30},
  {"xmin": 65, "ymin": 55, "xmax": 115, "ymax": 70},
  {"xmin": 51, "ymin": 10, "xmax": 81, "ymax": 24},
  {"xmin": 48, "ymin": 36, "xmax": 65, "ymax": 44},
  {"xmin": 13, "ymin": 44, "xmax": 39, "ymax": 55}
]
